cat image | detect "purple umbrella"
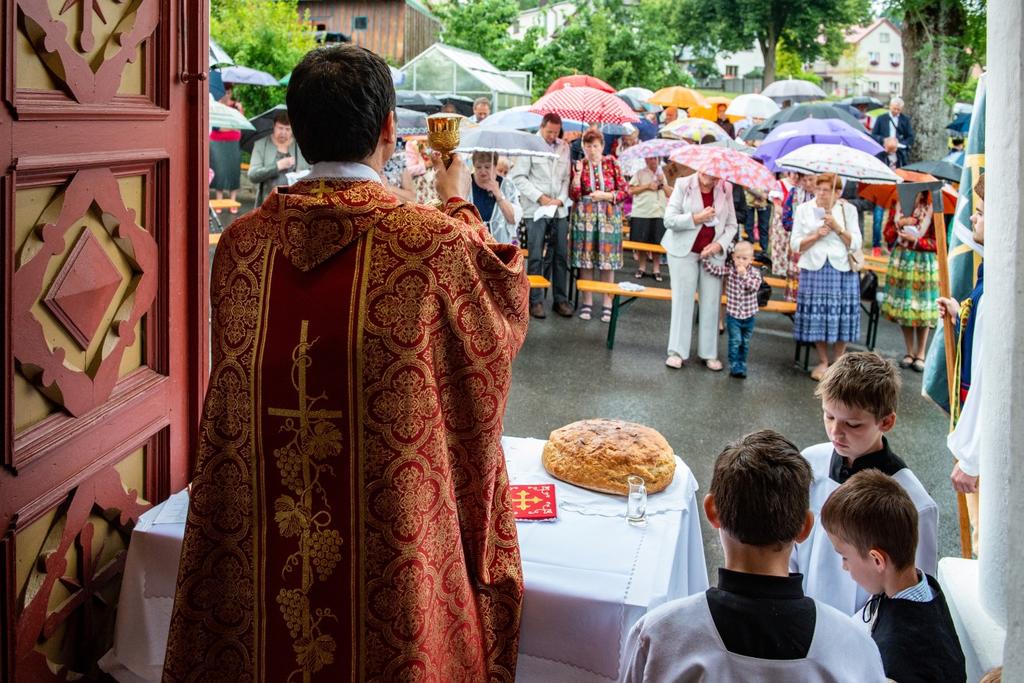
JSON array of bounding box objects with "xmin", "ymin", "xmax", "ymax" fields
[{"xmin": 754, "ymin": 118, "xmax": 882, "ymax": 171}]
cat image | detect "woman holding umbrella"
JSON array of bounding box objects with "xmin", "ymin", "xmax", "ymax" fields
[
  {"xmin": 881, "ymin": 190, "xmax": 939, "ymax": 371},
  {"xmin": 570, "ymin": 129, "xmax": 629, "ymax": 322},
  {"xmin": 790, "ymin": 173, "xmax": 862, "ymax": 380}
]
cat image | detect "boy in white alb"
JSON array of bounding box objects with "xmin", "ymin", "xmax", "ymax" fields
[
  {"xmin": 621, "ymin": 430, "xmax": 885, "ymax": 683},
  {"xmin": 792, "ymin": 352, "xmax": 938, "ymax": 615}
]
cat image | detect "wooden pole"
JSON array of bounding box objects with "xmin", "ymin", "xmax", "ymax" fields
[{"xmin": 931, "ymin": 208, "xmax": 974, "ymax": 559}]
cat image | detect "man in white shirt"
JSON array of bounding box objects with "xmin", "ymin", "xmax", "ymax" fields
[{"xmin": 510, "ymin": 113, "xmax": 574, "ymax": 319}]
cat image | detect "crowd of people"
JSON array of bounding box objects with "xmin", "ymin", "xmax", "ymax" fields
[{"xmin": 422, "ymin": 94, "xmax": 948, "ymax": 386}]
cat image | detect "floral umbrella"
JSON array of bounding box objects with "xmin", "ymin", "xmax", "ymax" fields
[
  {"xmin": 617, "ymin": 138, "xmax": 687, "ymax": 161},
  {"xmin": 776, "ymin": 144, "xmax": 900, "ymax": 184},
  {"xmin": 546, "ymin": 74, "xmax": 616, "ymax": 94},
  {"xmin": 668, "ymin": 145, "xmax": 776, "ymax": 192},
  {"xmin": 647, "ymin": 86, "xmax": 710, "ymax": 111},
  {"xmin": 659, "ymin": 118, "xmax": 730, "ymax": 142},
  {"xmin": 530, "ymin": 86, "xmax": 639, "ymax": 124},
  {"xmin": 858, "ymin": 169, "xmax": 957, "ymax": 212}
]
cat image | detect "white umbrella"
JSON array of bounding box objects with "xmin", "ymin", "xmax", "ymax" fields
[
  {"xmin": 725, "ymin": 93, "xmax": 780, "ymax": 120},
  {"xmin": 479, "ymin": 105, "xmax": 588, "ymax": 133},
  {"xmin": 617, "ymin": 87, "xmax": 655, "ymax": 101},
  {"xmin": 454, "ymin": 127, "xmax": 558, "ymax": 158},
  {"xmin": 776, "ymin": 143, "xmax": 900, "ymax": 184},
  {"xmin": 761, "ymin": 79, "xmax": 827, "ymax": 103},
  {"xmin": 209, "ymin": 39, "xmax": 234, "ymax": 68},
  {"xmin": 209, "ymin": 94, "xmax": 254, "ymax": 130}
]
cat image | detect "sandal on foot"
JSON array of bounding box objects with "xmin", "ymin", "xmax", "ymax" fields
[
  {"xmin": 899, "ymin": 354, "xmax": 914, "ymax": 369},
  {"xmin": 665, "ymin": 355, "xmax": 683, "ymax": 369},
  {"xmin": 578, "ymin": 305, "xmax": 592, "ymax": 321},
  {"xmin": 704, "ymin": 359, "xmax": 723, "ymax": 372},
  {"xmin": 653, "ymin": 272, "xmax": 663, "ymax": 282},
  {"xmin": 634, "ymin": 270, "xmax": 647, "ymax": 279},
  {"xmin": 600, "ymin": 307, "xmax": 612, "ymax": 323},
  {"xmin": 912, "ymin": 357, "xmax": 926, "ymax": 373}
]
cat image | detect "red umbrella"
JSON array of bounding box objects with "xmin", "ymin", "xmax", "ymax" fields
[
  {"xmin": 530, "ymin": 86, "xmax": 639, "ymax": 125},
  {"xmin": 545, "ymin": 75, "xmax": 615, "ymax": 94}
]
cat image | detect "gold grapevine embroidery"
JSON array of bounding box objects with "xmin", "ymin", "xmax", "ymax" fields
[{"xmin": 269, "ymin": 321, "xmax": 345, "ymax": 682}]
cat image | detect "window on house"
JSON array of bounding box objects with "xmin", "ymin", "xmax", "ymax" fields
[
  {"xmin": 868, "ymin": 51, "xmax": 879, "ymax": 64},
  {"xmin": 890, "ymin": 82, "xmax": 900, "ymax": 93},
  {"xmin": 890, "ymin": 52, "xmax": 900, "ymax": 65},
  {"xmin": 725, "ymin": 65, "xmax": 738, "ymax": 78},
  {"xmin": 353, "ymin": 16, "xmax": 368, "ymax": 30},
  {"xmin": 869, "ymin": 81, "xmax": 879, "ymax": 92},
  {"xmin": 880, "ymin": 32, "xmax": 890, "ymax": 43}
]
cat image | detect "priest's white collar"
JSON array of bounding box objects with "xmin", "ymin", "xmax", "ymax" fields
[{"xmin": 305, "ymin": 161, "xmax": 381, "ymax": 183}]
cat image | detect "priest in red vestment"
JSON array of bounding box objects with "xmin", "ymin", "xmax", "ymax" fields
[{"xmin": 163, "ymin": 45, "xmax": 528, "ymax": 682}]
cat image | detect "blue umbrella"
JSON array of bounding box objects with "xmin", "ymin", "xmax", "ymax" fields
[
  {"xmin": 947, "ymin": 112, "xmax": 971, "ymax": 135},
  {"xmin": 754, "ymin": 118, "xmax": 883, "ymax": 171}
]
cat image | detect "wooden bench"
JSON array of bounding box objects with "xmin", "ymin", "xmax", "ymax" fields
[
  {"xmin": 622, "ymin": 239, "xmax": 666, "ymax": 254},
  {"xmin": 528, "ymin": 275, "xmax": 550, "ymax": 289},
  {"xmin": 576, "ymin": 280, "xmax": 797, "ymax": 349},
  {"xmin": 209, "ymin": 199, "xmax": 241, "ymax": 212}
]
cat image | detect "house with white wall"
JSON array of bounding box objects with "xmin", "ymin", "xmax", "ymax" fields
[
  {"xmin": 812, "ymin": 18, "xmax": 904, "ymax": 98},
  {"xmin": 508, "ymin": 1, "xmax": 577, "ymax": 44}
]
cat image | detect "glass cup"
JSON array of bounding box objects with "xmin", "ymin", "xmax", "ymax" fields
[{"xmin": 627, "ymin": 475, "xmax": 647, "ymax": 527}]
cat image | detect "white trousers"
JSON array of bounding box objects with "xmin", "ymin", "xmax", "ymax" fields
[{"xmin": 666, "ymin": 252, "xmax": 723, "ymax": 360}]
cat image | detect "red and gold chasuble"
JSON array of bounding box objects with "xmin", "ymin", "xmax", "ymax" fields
[{"xmin": 163, "ymin": 178, "xmax": 529, "ymax": 682}]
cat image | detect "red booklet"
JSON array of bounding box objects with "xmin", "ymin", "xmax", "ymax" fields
[{"xmin": 509, "ymin": 484, "xmax": 557, "ymax": 520}]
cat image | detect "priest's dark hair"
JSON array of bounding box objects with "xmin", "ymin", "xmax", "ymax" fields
[
  {"xmin": 286, "ymin": 44, "xmax": 396, "ymax": 164},
  {"xmin": 708, "ymin": 429, "xmax": 811, "ymax": 549},
  {"xmin": 820, "ymin": 470, "xmax": 918, "ymax": 570}
]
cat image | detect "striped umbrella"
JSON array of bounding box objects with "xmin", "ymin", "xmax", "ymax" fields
[
  {"xmin": 530, "ymin": 86, "xmax": 639, "ymax": 124},
  {"xmin": 617, "ymin": 138, "xmax": 687, "ymax": 161},
  {"xmin": 776, "ymin": 144, "xmax": 900, "ymax": 184},
  {"xmin": 668, "ymin": 145, "xmax": 776, "ymax": 192},
  {"xmin": 659, "ymin": 118, "xmax": 730, "ymax": 142}
]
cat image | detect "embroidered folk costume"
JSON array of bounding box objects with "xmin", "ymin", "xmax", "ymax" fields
[{"xmin": 163, "ymin": 171, "xmax": 529, "ymax": 682}]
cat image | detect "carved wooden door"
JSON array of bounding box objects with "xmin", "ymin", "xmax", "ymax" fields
[{"xmin": 1, "ymin": 0, "xmax": 208, "ymax": 678}]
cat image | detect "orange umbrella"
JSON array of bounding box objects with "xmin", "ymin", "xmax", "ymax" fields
[
  {"xmin": 691, "ymin": 96, "xmax": 741, "ymax": 122},
  {"xmin": 858, "ymin": 169, "xmax": 957, "ymax": 213},
  {"xmin": 648, "ymin": 86, "xmax": 710, "ymax": 111}
]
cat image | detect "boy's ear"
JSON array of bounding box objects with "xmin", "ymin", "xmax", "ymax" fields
[
  {"xmin": 703, "ymin": 494, "xmax": 721, "ymax": 529},
  {"xmin": 380, "ymin": 110, "xmax": 396, "ymax": 146},
  {"xmin": 879, "ymin": 412, "xmax": 897, "ymax": 433},
  {"xmin": 795, "ymin": 510, "xmax": 815, "ymax": 544},
  {"xmin": 868, "ymin": 548, "xmax": 889, "ymax": 573}
]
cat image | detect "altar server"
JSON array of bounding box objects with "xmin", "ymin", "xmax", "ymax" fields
[
  {"xmin": 621, "ymin": 430, "xmax": 885, "ymax": 683},
  {"xmin": 822, "ymin": 471, "xmax": 966, "ymax": 683},
  {"xmin": 792, "ymin": 352, "xmax": 938, "ymax": 615}
]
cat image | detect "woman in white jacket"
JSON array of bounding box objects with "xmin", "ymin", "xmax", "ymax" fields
[
  {"xmin": 789, "ymin": 173, "xmax": 863, "ymax": 380},
  {"xmin": 662, "ymin": 171, "xmax": 738, "ymax": 370}
]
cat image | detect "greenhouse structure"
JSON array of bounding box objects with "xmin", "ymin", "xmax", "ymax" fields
[{"xmin": 398, "ymin": 43, "xmax": 533, "ymax": 112}]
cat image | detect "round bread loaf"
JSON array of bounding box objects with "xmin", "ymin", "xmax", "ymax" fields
[{"xmin": 542, "ymin": 419, "xmax": 676, "ymax": 495}]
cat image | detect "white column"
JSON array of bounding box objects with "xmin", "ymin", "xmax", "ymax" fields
[{"xmin": 985, "ymin": 0, "xmax": 1024, "ymax": 675}]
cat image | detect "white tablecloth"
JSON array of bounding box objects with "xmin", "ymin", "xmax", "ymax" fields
[{"xmin": 100, "ymin": 436, "xmax": 708, "ymax": 682}]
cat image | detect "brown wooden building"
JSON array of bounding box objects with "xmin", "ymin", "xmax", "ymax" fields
[{"xmin": 299, "ymin": 0, "xmax": 442, "ymax": 64}]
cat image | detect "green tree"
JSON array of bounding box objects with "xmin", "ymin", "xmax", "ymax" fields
[
  {"xmin": 775, "ymin": 44, "xmax": 823, "ymax": 85},
  {"xmin": 432, "ymin": 0, "xmax": 521, "ymax": 57},
  {"xmin": 669, "ymin": 0, "xmax": 871, "ymax": 86},
  {"xmin": 885, "ymin": 0, "xmax": 978, "ymax": 161},
  {"xmin": 210, "ymin": 0, "xmax": 317, "ymax": 115}
]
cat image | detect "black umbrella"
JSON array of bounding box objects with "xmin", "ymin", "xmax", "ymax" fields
[
  {"xmin": 396, "ymin": 91, "xmax": 443, "ymax": 113},
  {"xmin": 743, "ymin": 102, "xmax": 862, "ymax": 141},
  {"xmin": 903, "ymin": 160, "xmax": 964, "ymax": 184},
  {"xmin": 240, "ymin": 104, "xmax": 287, "ymax": 152},
  {"xmin": 396, "ymin": 107, "xmax": 428, "ymax": 136},
  {"xmin": 832, "ymin": 102, "xmax": 866, "ymax": 120},
  {"xmin": 438, "ymin": 94, "xmax": 475, "ymax": 117},
  {"xmin": 840, "ymin": 95, "xmax": 884, "ymax": 109}
]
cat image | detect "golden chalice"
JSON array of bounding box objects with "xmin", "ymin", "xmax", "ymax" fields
[{"xmin": 427, "ymin": 113, "xmax": 463, "ymax": 168}]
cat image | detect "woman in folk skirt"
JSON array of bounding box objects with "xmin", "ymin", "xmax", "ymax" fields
[
  {"xmin": 881, "ymin": 191, "xmax": 939, "ymax": 372},
  {"xmin": 570, "ymin": 129, "xmax": 628, "ymax": 323},
  {"xmin": 790, "ymin": 173, "xmax": 862, "ymax": 380}
]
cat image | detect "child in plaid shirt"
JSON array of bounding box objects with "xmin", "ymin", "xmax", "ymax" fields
[{"xmin": 703, "ymin": 241, "xmax": 762, "ymax": 378}]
